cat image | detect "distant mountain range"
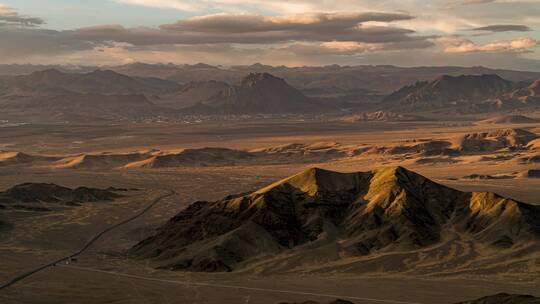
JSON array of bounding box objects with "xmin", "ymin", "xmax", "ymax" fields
[
  {"xmin": 0, "ymin": 93, "xmax": 171, "ymax": 122},
  {"xmin": 0, "ymin": 69, "xmax": 180, "ymax": 96},
  {"xmin": 179, "ymin": 73, "xmax": 331, "ymax": 114},
  {"xmin": 1, "ymin": 65, "xmax": 540, "ymax": 121},
  {"xmin": 0, "ymin": 70, "xmax": 329, "ymax": 121},
  {"xmin": 2, "ymin": 63, "xmax": 540, "ymax": 95},
  {"xmin": 383, "ymin": 74, "xmax": 521, "ymax": 111},
  {"xmin": 130, "ymin": 166, "xmax": 540, "ymax": 274},
  {"xmin": 152, "ymin": 80, "xmax": 230, "ymax": 109}
]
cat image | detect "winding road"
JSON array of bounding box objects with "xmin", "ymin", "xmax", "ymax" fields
[
  {"xmin": 1, "ymin": 189, "xmax": 425, "ymax": 304},
  {"xmin": 0, "ymin": 189, "xmax": 176, "ymax": 290}
]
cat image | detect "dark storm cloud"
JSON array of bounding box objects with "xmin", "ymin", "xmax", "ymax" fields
[{"xmin": 471, "ymin": 24, "xmax": 532, "ymax": 32}]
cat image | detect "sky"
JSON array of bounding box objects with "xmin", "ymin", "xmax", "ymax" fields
[{"xmin": 0, "ymin": 0, "xmax": 539, "ymax": 70}]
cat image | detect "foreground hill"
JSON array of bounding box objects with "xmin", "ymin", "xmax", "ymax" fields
[
  {"xmin": 384, "ymin": 74, "xmax": 516, "ymax": 111},
  {"xmin": 181, "ymin": 73, "xmax": 333, "ymax": 114},
  {"xmin": 130, "ymin": 166, "xmax": 540, "ymax": 275}
]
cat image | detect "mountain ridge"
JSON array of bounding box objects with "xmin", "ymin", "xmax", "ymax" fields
[
  {"xmin": 181, "ymin": 72, "xmax": 333, "ymax": 114},
  {"xmin": 383, "ymin": 74, "xmax": 517, "ymax": 111},
  {"xmin": 130, "ymin": 166, "xmax": 540, "ymax": 274},
  {"xmin": 0, "ymin": 69, "xmax": 180, "ymax": 96}
]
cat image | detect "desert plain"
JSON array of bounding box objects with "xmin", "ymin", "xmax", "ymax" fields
[{"xmin": 1, "ymin": 116, "xmax": 539, "ymax": 304}]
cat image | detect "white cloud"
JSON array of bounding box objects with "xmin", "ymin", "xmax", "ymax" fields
[
  {"xmin": 439, "ymin": 36, "xmax": 539, "ymax": 53},
  {"xmin": 113, "ymin": 0, "xmax": 322, "ymax": 13},
  {"xmin": 0, "ymin": 1, "xmax": 539, "ymax": 69},
  {"xmin": 114, "ymin": 0, "xmax": 202, "ymax": 11}
]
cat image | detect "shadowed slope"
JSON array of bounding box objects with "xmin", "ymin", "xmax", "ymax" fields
[
  {"xmin": 0, "ymin": 183, "xmax": 120, "ymax": 203},
  {"xmin": 0, "ymin": 69, "xmax": 180, "ymax": 95},
  {"xmin": 383, "ymin": 74, "xmax": 516, "ymax": 111},
  {"xmin": 479, "ymin": 115, "xmax": 540, "ymax": 124},
  {"xmin": 131, "ymin": 167, "xmax": 540, "ymax": 274},
  {"xmin": 182, "ymin": 73, "xmax": 332, "ymax": 114}
]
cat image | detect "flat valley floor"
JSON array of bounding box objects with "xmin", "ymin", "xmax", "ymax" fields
[{"xmin": 1, "ymin": 119, "xmax": 539, "ymax": 304}]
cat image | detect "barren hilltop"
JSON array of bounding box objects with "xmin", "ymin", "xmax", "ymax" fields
[{"xmin": 131, "ymin": 166, "xmax": 540, "ymax": 275}]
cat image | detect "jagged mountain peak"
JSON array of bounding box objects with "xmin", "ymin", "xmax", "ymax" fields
[
  {"xmin": 384, "ymin": 74, "xmax": 516, "ymax": 111},
  {"xmin": 255, "ymin": 167, "xmax": 368, "ymax": 196},
  {"xmin": 182, "ymin": 72, "xmax": 331, "ymax": 114},
  {"xmin": 29, "ymin": 68, "xmax": 64, "ymax": 77},
  {"xmin": 240, "ymin": 72, "xmax": 284, "ymax": 86},
  {"xmin": 131, "ymin": 166, "xmax": 540, "ymax": 273}
]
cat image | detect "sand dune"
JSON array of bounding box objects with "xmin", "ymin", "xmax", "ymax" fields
[
  {"xmin": 3, "ymin": 128, "xmax": 538, "ymax": 172},
  {"xmin": 0, "ymin": 151, "xmax": 35, "ymax": 166},
  {"xmin": 479, "ymin": 115, "xmax": 540, "ymax": 124},
  {"xmin": 453, "ymin": 128, "xmax": 537, "ymax": 153},
  {"xmin": 4, "ymin": 144, "xmax": 349, "ymax": 170},
  {"xmin": 526, "ymin": 138, "xmax": 540, "ymax": 150},
  {"xmin": 415, "ymin": 156, "xmax": 460, "ymax": 164},
  {"xmin": 252, "ymin": 142, "xmax": 349, "ymax": 159},
  {"xmin": 515, "ymin": 153, "xmax": 540, "ymax": 164},
  {"xmin": 518, "ymin": 169, "xmax": 540, "ymax": 178},
  {"xmin": 366, "ymin": 140, "xmax": 456, "ymax": 157},
  {"xmin": 123, "ymin": 148, "xmax": 255, "ymax": 168},
  {"xmin": 0, "ymin": 151, "xmax": 59, "ymax": 166},
  {"xmin": 126, "ymin": 144, "xmax": 349, "ymax": 169},
  {"xmin": 462, "ymin": 173, "xmax": 515, "ymax": 180},
  {"xmin": 52, "ymin": 152, "xmax": 151, "ymax": 169}
]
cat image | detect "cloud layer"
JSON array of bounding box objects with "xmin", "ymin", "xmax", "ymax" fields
[
  {"xmin": 0, "ymin": 1, "xmax": 538, "ymax": 70},
  {"xmin": 0, "ymin": 4, "xmax": 44, "ymax": 27},
  {"xmin": 471, "ymin": 24, "xmax": 532, "ymax": 32},
  {"xmin": 439, "ymin": 37, "xmax": 539, "ymax": 53}
]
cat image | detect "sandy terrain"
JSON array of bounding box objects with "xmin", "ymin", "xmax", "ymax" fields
[{"xmin": 0, "ymin": 119, "xmax": 539, "ymax": 303}]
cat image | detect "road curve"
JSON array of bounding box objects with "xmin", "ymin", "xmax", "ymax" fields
[{"xmin": 0, "ymin": 189, "xmax": 176, "ymax": 290}]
